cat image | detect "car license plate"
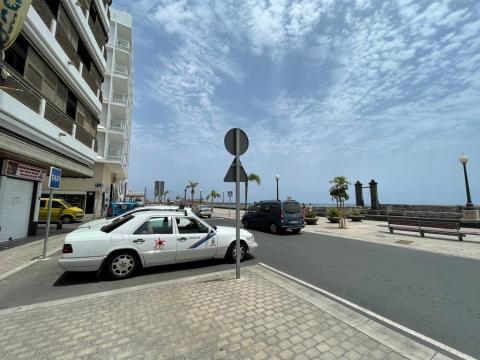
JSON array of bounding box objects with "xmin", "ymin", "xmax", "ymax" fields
[{"xmin": 290, "ymin": 221, "xmax": 298, "ymax": 224}]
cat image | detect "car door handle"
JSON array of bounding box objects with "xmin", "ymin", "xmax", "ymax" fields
[
  {"xmin": 133, "ymin": 238, "xmax": 145, "ymax": 244},
  {"xmin": 177, "ymin": 237, "xmax": 188, "ymax": 242}
]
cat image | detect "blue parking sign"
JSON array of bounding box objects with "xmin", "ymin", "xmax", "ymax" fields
[{"xmin": 48, "ymin": 167, "xmax": 62, "ymax": 189}]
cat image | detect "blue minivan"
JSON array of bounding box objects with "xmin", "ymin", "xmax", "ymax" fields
[
  {"xmin": 242, "ymin": 200, "xmax": 304, "ymax": 234},
  {"xmin": 107, "ymin": 201, "xmax": 139, "ymax": 218}
]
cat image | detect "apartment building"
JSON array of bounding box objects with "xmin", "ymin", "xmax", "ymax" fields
[
  {"xmin": 0, "ymin": 0, "xmax": 111, "ymax": 241},
  {"xmin": 55, "ymin": 8, "xmax": 133, "ymax": 218}
]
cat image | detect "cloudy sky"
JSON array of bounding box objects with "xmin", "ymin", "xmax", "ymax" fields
[{"xmin": 119, "ymin": 0, "xmax": 480, "ymax": 205}]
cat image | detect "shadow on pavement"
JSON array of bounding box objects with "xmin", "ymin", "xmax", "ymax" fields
[{"xmin": 53, "ymin": 255, "xmax": 256, "ymax": 287}]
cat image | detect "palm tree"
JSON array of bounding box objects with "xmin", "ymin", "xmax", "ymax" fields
[
  {"xmin": 163, "ymin": 190, "xmax": 170, "ymax": 203},
  {"xmin": 206, "ymin": 190, "xmax": 220, "ymax": 210},
  {"xmin": 329, "ymin": 176, "xmax": 350, "ymax": 229},
  {"xmin": 245, "ymin": 173, "xmax": 261, "ymax": 211},
  {"xmin": 186, "ymin": 180, "xmax": 199, "ymax": 206}
]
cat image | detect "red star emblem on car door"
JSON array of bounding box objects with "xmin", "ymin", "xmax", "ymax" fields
[{"xmin": 154, "ymin": 239, "xmax": 166, "ymax": 249}]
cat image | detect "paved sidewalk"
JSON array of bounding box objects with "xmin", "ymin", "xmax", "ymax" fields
[
  {"xmin": 0, "ymin": 265, "xmax": 463, "ymax": 360},
  {"xmin": 213, "ymin": 208, "xmax": 480, "ymax": 261},
  {"xmin": 0, "ymin": 233, "xmax": 66, "ymax": 280}
]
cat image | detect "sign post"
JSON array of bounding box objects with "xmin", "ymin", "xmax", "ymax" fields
[
  {"xmin": 43, "ymin": 167, "xmax": 61, "ymax": 259},
  {"xmin": 224, "ymin": 128, "xmax": 249, "ymax": 279},
  {"xmin": 227, "ymin": 191, "xmax": 233, "ymax": 217}
]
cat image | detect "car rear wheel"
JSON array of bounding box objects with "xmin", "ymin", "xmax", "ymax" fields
[
  {"xmin": 227, "ymin": 242, "xmax": 247, "ymax": 262},
  {"xmin": 292, "ymin": 229, "xmax": 301, "ymax": 234},
  {"xmin": 61, "ymin": 215, "xmax": 73, "ymax": 224},
  {"xmin": 270, "ymin": 223, "xmax": 279, "ymax": 234},
  {"xmin": 106, "ymin": 251, "xmax": 139, "ymax": 279}
]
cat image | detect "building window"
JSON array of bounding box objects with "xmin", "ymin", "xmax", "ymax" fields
[
  {"xmin": 4, "ymin": 33, "xmax": 29, "ymax": 75},
  {"xmin": 66, "ymin": 91, "xmax": 78, "ymax": 120}
]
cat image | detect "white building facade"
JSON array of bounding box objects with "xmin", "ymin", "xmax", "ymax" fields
[
  {"xmin": 97, "ymin": 8, "xmax": 133, "ymax": 207},
  {"xmin": 40, "ymin": 7, "xmax": 134, "ymax": 220},
  {"xmin": 0, "ymin": 0, "xmax": 111, "ymax": 241}
]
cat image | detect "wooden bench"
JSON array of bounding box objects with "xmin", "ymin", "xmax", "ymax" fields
[{"xmin": 388, "ymin": 217, "xmax": 465, "ymax": 241}]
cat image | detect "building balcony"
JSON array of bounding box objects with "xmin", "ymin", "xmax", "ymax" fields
[
  {"xmin": 110, "ymin": 92, "xmax": 128, "ymax": 106},
  {"xmin": 117, "ymin": 38, "xmax": 130, "ymax": 51},
  {"xmin": 27, "ymin": 1, "xmax": 103, "ymax": 112},
  {"xmin": 109, "ymin": 119, "xmax": 128, "ymax": 138},
  {"xmin": 0, "ymin": 61, "xmax": 96, "ymax": 151},
  {"xmin": 114, "ymin": 65, "xmax": 129, "ymax": 77},
  {"xmin": 107, "ymin": 147, "xmax": 126, "ymax": 165}
]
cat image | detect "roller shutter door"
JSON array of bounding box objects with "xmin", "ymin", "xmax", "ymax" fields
[{"xmin": 0, "ymin": 178, "xmax": 34, "ymax": 241}]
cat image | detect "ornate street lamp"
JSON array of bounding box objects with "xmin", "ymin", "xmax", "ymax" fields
[
  {"xmin": 459, "ymin": 154, "xmax": 473, "ymax": 208},
  {"xmin": 275, "ymin": 174, "xmax": 280, "ymax": 201}
]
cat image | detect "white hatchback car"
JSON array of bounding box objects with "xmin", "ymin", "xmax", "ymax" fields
[{"xmin": 59, "ymin": 211, "xmax": 257, "ymax": 279}]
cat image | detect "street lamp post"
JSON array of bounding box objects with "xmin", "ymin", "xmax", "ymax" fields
[
  {"xmin": 459, "ymin": 154, "xmax": 473, "ymax": 208},
  {"xmin": 200, "ymin": 189, "xmax": 203, "ymax": 204},
  {"xmin": 275, "ymin": 174, "xmax": 280, "ymax": 201},
  {"xmin": 184, "ymin": 188, "xmax": 187, "ymax": 205}
]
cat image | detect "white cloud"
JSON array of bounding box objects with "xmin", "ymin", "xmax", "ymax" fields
[{"xmin": 124, "ymin": 0, "xmax": 480, "ymax": 159}]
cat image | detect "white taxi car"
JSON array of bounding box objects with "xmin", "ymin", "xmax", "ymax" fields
[{"xmin": 59, "ymin": 211, "xmax": 257, "ymax": 279}]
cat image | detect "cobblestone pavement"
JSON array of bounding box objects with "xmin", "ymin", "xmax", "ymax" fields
[
  {"xmin": 0, "ymin": 266, "xmax": 453, "ymax": 360},
  {"xmin": 0, "ymin": 233, "xmax": 67, "ymax": 279},
  {"xmin": 213, "ymin": 208, "xmax": 480, "ymax": 261}
]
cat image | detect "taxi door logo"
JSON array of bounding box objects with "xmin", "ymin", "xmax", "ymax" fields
[{"xmin": 154, "ymin": 239, "xmax": 165, "ymax": 249}]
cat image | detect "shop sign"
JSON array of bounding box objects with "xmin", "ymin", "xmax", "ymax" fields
[
  {"xmin": 1, "ymin": 160, "xmax": 47, "ymax": 181},
  {"xmin": 0, "ymin": 0, "xmax": 32, "ymax": 50}
]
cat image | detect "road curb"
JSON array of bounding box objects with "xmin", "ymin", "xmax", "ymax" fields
[{"xmin": 255, "ymin": 263, "xmax": 474, "ymax": 360}]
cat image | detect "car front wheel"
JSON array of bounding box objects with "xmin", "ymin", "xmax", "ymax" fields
[
  {"xmin": 106, "ymin": 251, "xmax": 139, "ymax": 279},
  {"xmin": 227, "ymin": 242, "xmax": 247, "ymax": 262},
  {"xmin": 61, "ymin": 215, "xmax": 73, "ymax": 224}
]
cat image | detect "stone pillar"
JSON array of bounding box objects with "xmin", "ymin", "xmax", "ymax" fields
[
  {"xmin": 355, "ymin": 181, "xmax": 364, "ymax": 207},
  {"xmin": 369, "ymin": 179, "xmax": 378, "ymax": 210}
]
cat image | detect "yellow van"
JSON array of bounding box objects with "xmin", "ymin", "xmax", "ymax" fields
[{"xmin": 39, "ymin": 198, "xmax": 84, "ymax": 224}]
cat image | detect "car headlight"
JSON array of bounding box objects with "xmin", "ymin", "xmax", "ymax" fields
[{"xmin": 75, "ymin": 211, "xmax": 83, "ymax": 215}]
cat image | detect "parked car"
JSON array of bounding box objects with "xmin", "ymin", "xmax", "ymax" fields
[
  {"xmin": 79, "ymin": 205, "xmax": 194, "ymax": 229},
  {"xmin": 106, "ymin": 201, "xmax": 139, "ymax": 218},
  {"xmin": 39, "ymin": 198, "xmax": 84, "ymax": 224},
  {"xmin": 242, "ymin": 200, "xmax": 304, "ymax": 234},
  {"xmin": 193, "ymin": 205, "xmax": 213, "ymax": 218},
  {"xmin": 58, "ymin": 211, "xmax": 257, "ymax": 279}
]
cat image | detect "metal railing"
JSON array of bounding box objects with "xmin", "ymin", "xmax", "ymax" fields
[
  {"xmin": 81, "ymin": 65, "xmax": 98, "ymax": 95},
  {"xmin": 111, "ymin": 92, "xmax": 127, "ymax": 105},
  {"xmin": 76, "ymin": 126, "xmax": 94, "ymax": 149},
  {"xmin": 117, "ymin": 38, "xmax": 130, "ymax": 50},
  {"xmin": 55, "ymin": 23, "xmax": 81, "ymax": 70},
  {"xmin": 31, "ymin": 0, "xmax": 54, "ymax": 28},
  {"xmin": 88, "ymin": 14, "xmax": 107, "ymax": 50},
  {"xmin": 110, "ymin": 119, "xmax": 126, "ymax": 130},
  {"xmin": 1, "ymin": 60, "xmax": 94, "ymax": 149},
  {"xmin": 44, "ymin": 103, "xmax": 74, "ymax": 134},
  {"xmin": 114, "ymin": 65, "xmax": 128, "ymax": 76}
]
